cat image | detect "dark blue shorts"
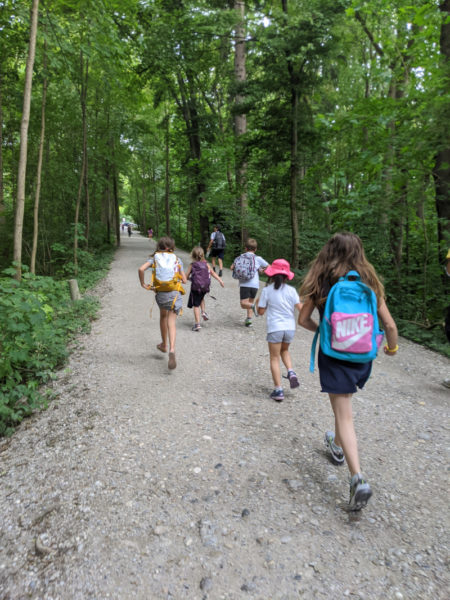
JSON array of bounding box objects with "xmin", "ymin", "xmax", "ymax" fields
[
  {"xmin": 211, "ymin": 248, "xmax": 225, "ymax": 259},
  {"xmin": 318, "ymin": 349, "xmax": 372, "ymax": 394}
]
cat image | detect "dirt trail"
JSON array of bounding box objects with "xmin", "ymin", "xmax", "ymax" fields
[{"xmin": 1, "ymin": 233, "xmax": 449, "ymax": 600}]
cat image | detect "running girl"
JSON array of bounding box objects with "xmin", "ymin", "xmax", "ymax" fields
[
  {"xmin": 138, "ymin": 237, "xmax": 187, "ymax": 370},
  {"xmin": 257, "ymin": 259, "xmax": 302, "ymax": 402},
  {"xmin": 298, "ymin": 232, "xmax": 398, "ymax": 510},
  {"xmin": 185, "ymin": 246, "xmax": 224, "ymax": 331}
]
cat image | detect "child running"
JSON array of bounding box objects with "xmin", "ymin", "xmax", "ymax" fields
[
  {"xmin": 256, "ymin": 259, "xmax": 303, "ymax": 402},
  {"xmin": 185, "ymin": 246, "xmax": 224, "ymax": 331},
  {"xmin": 298, "ymin": 232, "xmax": 398, "ymax": 510},
  {"xmin": 231, "ymin": 238, "xmax": 268, "ymax": 327},
  {"xmin": 138, "ymin": 236, "xmax": 187, "ymax": 370}
]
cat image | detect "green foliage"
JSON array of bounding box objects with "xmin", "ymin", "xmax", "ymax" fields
[
  {"xmin": 397, "ymin": 319, "xmax": 450, "ymax": 359},
  {"xmin": 0, "ymin": 251, "xmax": 107, "ymax": 436}
]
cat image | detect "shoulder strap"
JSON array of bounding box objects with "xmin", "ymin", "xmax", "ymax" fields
[{"xmin": 310, "ymin": 328, "xmax": 319, "ymax": 373}]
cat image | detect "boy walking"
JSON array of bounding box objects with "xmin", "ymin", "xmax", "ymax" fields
[
  {"xmin": 206, "ymin": 225, "xmax": 226, "ymax": 276},
  {"xmin": 231, "ymin": 238, "xmax": 268, "ymax": 327}
]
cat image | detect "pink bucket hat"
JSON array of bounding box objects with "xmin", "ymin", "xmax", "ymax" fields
[{"xmin": 265, "ymin": 258, "xmax": 295, "ymax": 280}]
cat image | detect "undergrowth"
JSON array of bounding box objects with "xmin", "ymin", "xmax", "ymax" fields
[{"xmin": 0, "ymin": 248, "xmax": 114, "ymax": 436}]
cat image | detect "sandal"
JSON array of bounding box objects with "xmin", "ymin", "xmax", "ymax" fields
[
  {"xmin": 168, "ymin": 352, "xmax": 177, "ymax": 370},
  {"xmin": 157, "ymin": 343, "xmax": 167, "ymax": 353}
]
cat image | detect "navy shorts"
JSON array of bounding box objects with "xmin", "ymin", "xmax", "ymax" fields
[
  {"xmin": 239, "ymin": 286, "xmax": 257, "ymax": 301},
  {"xmin": 318, "ymin": 349, "xmax": 372, "ymax": 394},
  {"xmin": 188, "ymin": 290, "xmax": 206, "ymax": 308},
  {"xmin": 211, "ymin": 248, "xmax": 225, "ymax": 259}
]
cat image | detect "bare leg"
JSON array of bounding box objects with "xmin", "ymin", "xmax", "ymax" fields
[
  {"xmin": 268, "ymin": 342, "xmax": 282, "ymax": 387},
  {"xmin": 280, "ymin": 342, "xmax": 293, "ymax": 372},
  {"xmin": 329, "ymin": 394, "xmax": 360, "ymax": 476},
  {"xmin": 240, "ymin": 298, "xmax": 256, "ymax": 320},
  {"xmin": 193, "ymin": 305, "xmax": 201, "ymax": 324},
  {"xmin": 218, "ymin": 257, "xmax": 223, "ymax": 271},
  {"xmin": 159, "ymin": 309, "xmax": 169, "ymax": 350},
  {"xmin": 167, "ymin": 311, "xmax": 177, "ymax": 353}
]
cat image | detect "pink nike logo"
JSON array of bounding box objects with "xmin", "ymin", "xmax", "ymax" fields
[{"xmin": 331, "ymin": 313, "xmax": 373, "ymax": 353}]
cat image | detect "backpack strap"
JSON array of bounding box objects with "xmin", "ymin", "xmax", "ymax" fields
[{"xmin": 310, "ymin": 328, "xmax": 319, "ymax": 373}]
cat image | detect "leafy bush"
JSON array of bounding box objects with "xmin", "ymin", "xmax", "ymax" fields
[{"xmin": 0, "ymin": 264, "xmax": 103, "ymax": 437}]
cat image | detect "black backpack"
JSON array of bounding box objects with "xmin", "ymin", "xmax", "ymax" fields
[{"xmin": 213, "ymin": 231, "xmax": 226, "ymax": 250}]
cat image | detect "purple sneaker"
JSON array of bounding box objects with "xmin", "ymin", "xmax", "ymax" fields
[{"xmin": 287, "ymin": 370, "xmax": 299, "ymax": 389}]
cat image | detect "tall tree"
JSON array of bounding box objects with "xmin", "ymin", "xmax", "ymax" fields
[
  {"xmin": 234, "ymin": 0, "xmax": 248, "ymax": 243},
  {"xmin": 433, "ymin": 0, "xmax": 450, "ymax": 256},
  {"xmin": 13, "ymin": 0, "xmax": 39, "ymax": 280},
  {"xmin": 281, "ymin": 0, "xmax": 300, "ymax": 268},
  {"xmin": 30, "ymin": 38, "xmax": 48, "ymax": 275}
]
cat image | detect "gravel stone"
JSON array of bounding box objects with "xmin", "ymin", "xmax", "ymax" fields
[{"xmin": 0, "ymin": 233, "xmax": 448, "ymax": 599}]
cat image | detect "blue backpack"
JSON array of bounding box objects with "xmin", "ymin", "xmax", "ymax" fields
[{"xmin": 310, "ymin": 271, "xmax": 384, "ymax": 372}]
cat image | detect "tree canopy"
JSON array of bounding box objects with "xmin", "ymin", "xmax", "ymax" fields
[{"xmin": 1, "ymin": 0, "xmax": 449, "ymax": 352}]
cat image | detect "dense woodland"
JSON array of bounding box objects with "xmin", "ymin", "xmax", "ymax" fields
[{"xmin": 0, "ymin": 1, "xmax": 449, "ymax": 432}]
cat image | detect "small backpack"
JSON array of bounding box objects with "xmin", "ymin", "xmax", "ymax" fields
[
  {"xmin": 232, "ymin": 253, "xmax": 256, "ymax": 282},
  {"xmin": 310, "ymin": 270, "xmax": 384, "ymax": 372},
  {"xmin": 151, "ymin": 251, "xmax": 185, "ymax": 295},
  {"xmin": 213, "ymin": 231, "xmax": 226, "ymax": 250},
  {"xmin": 190, "ymin": 261, "xmax": 210, "ymax": 293}
]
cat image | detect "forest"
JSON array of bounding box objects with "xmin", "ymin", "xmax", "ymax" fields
[{"xmin": 0, "ymin": 0, "xmax": 449, "ymax": 433}]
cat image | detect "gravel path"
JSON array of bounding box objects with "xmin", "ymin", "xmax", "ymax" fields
[{"xmin": 1, "ymin": 233, "xmax": 449, "ymax": 600}]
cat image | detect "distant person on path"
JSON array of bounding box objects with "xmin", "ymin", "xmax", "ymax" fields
[
  {"xmin": 138, "ymin": 236, "xmax": 187, "ymax": 370},
  {"xmin": 298, "ymin": 232, "xmax": 398, "ymax": 510},
  {"xmin": 256, "ymin": 259, "xmax": 302, "ymax": 402},
  {"xmin": 148, "ymin": 228, "xmax": 153, "ymax": 239},
  {"xmin": 121, "ymin": 223, "xmax": 125, "ymax": 232},
  {"xmin": 206, "ymin": 225, "xmax": 226, "ymax": 276},
  {"xmin": 231, "ymin": 238, "xmax": 268, "ymax": 327},
  {"xmin": 127, "ymin": 224, "xmax": 132, "ymax": 237},
  {"xmin": 185, "ymin": 246, "xmax": 224, "ymax": 331}
]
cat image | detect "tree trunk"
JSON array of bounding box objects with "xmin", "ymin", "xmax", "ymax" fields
[
  {"xmin": 164, "ymin": 112, "xmax": 171, "ymax": 236},
  {"xmin": 152, "ymin": 165, "xmax": 159, "ymax": 237},
  {"xmin": 282, "ymin": 0, "xmax": 300, "ymax": 268},
  {"xmin": 289, "ymin": 90, "xmax": 300, "ymax": 268},
  {"xmin": 13, "ymin": 0, "xmax": 39, "ymax": 281},
  {"xmin": 74, "ymin": 50, "xmax": 88, "ymax": 274},
  {"xmin": 172, "ymin": 75, "xmax": 209, "ymax": 247},
  {"xmin": 0, "ymin": 66, "xmax": 4, "ymax": 227},
  {"xmin": 234, "ymin": 1, "xmax": 248, "ymax": 244},
  {"xmin": 433, "ymin": 0, "xmax": 450, "ymax": 256},
  {"xmin": 112, "ymin": 149, "xmax": 120, "ymax": 247},
  {"xmin": 82, "ymin": 57, "xmax": 90, "ymax": 249},
  {"xmin": 31, "ymin": 39, "xmax": 47, "ymax": 275}
]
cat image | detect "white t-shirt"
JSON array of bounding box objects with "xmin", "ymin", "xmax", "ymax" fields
[
  {"xmin": 258, "ymin": 282, "xmax": 300, "ymax": 333},
  {"xmin": 238, "ymin": 253, "xmax": 269, "ymax": 288}
]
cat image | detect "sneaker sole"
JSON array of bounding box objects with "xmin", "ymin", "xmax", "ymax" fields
[
  {"xmin": 289, "ymin": 376, "xmax": 299, "ymax": 389},
  {"xmin": 270, "ymin": 396, "xmax": 284, "ymax": 402},
  {"xmin": 349, "ymin": 487, "xmax": 372, "ymax": 511},
  {"xmin": 324, "ymin": 433, "xmax": 345, "ymax": 465}
]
